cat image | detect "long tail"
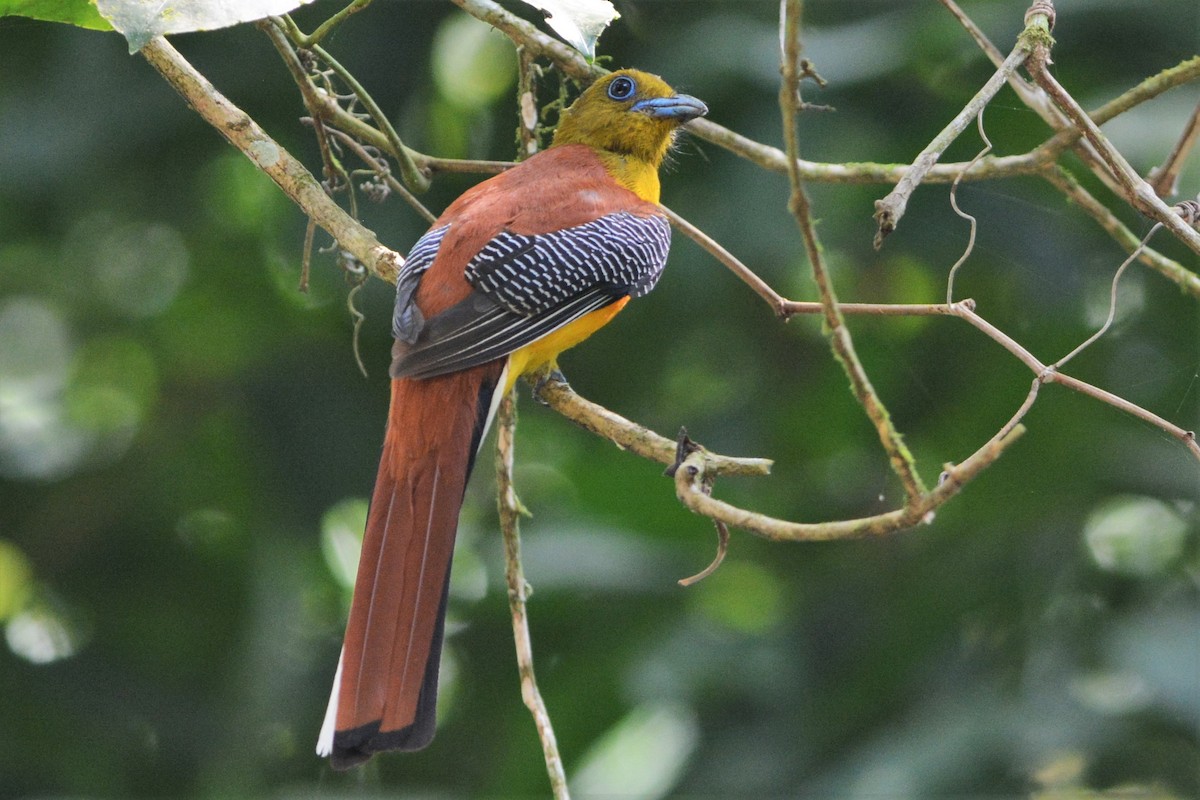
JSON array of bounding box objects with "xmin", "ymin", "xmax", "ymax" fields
[{"xmin": 318, "ymin": 360, "xmax": 506, "ymax": 769}]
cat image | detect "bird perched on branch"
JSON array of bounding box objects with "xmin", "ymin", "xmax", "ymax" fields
[{"xmin": 316, "ymin": 69, "xmax": 707, "ymax": 769}]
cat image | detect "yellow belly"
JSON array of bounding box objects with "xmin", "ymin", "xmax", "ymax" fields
[{"xmin": 503, "ymin": 297, "xmax": 630, "ymax": 393}]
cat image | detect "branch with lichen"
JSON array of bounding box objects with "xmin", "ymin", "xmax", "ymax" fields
[
  {"xmin": 1020, "ymin": 5, "xmax": 1200, "ymax": 255},
  {"xmin": 1043, "ymin": 167, "xmax": 1200, "ymax": 297}
]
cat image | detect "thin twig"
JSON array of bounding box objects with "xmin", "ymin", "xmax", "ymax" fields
[
  {"xmin": 281, "ymin": 0, "xmax": 372, "ymax": 49},
  {"xmin": 269, "ymin": 15, "xmax": 433, "ymax": 193},
  {"xmin": 1023, "ymin": 16, "xmax": 1200, "ymax": 255},
  {"xmin": 1029, "ymin": 56, "xmax": 1200, "ymax": 178},
  {"xmin": 1042, "ymin": 167, "xmax": 1200, "ymax": 298},
  {"xmin": 263, "ymin": 26, "xmax": 355, "ymax": 209},
  {"xmin": 535, "ymin": 379, "xmax": 772, "ymax": 478},
  {"xmin": 304, "ymin": 40, "xmax": 430, "ymax": 193},
  {"xmin": 689, "ymin": 117, "xmax": 1048, "ymax": 185},
  {"xmin": 951, "ymin": 302, "xmax": 1046, "ymax": 374},
  {"xmin": 950, "ymin": 304, "xmax": 1200, "ymax": 458},
  {"xmin": 781, "ymin": 0, "xmax": 928, "ymax": 502},
  {"xmin": 781, "ymin": 301, "xmax": 967, "ymax": 317},
  {"xmin": 300, "ymin": 217, "xmax": 315, "ymax": 292},
  {"xmin": 677, "ymin": 519, "xmax": 729, "ymax": 587},
  {"xmin": 672, "ymin": 423, "xmax": 1025, "ymax": 542},
  {"xmin": 1047, "ymin": 371, "xmax": 1199, "ymax": 457},
  {"xmin": 668, "ymin": 195, "xmax": 987, "ymax": 321},
  {"xmin": 262, "ymin": 18, "xmax": 373, "ymax": 216},
  {"xmin": 495, "ymin": 393, "xmax": 570, "ymax": 800},
  {"xmin": 345, "ymin": 274, "xmax": 369, "ymax": 377},
  {"xmin": 662, "ymin": 205, "xmax": 788, "ymax": 316},
  {"xmin": 1148, "ymin": 100, "xmax": 1200, "ymax": 199},
  {"xmin": 780, "ymin": 294, "xmax": 1199, "ymax": 458},
  {"xmin": 946, "ymin": 111, "xmax": 993, "ymax": 303},
  {"xmin": 139, "ymin": 36, "xmax": 404, "ymax": 283},
  {"xmin": 496, "ymin": 52, "xmax": 568, "ymax": 799},
  {"xmin": 873, "ymin": 37, "xmax": 1031, "ymax": 248},
  {"xmin": 1052, "ymin": 224, "xmax": 1159, "ymax": 370},
  {"xmin": 422, "ymin": 156, "xmax": 513, "ymax": 175},
  {"xmin": 321, "ymin": 125, "xmax": 437, "ymax": 223}
]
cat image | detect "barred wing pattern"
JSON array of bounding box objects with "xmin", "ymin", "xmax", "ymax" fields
[
  {"xmin": 465, "ymin": 211, "xmax": 671, "ymax": 313},
  {"xmin": 393, "ymin": 224, "xmax": 450, "ymax": 345},
  {"xmin": 392, "ymin": 211, "xmax": 671, "ymax": 380}
]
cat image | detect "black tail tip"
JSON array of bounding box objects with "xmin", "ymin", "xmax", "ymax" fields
[{"xmin": 328, "ymin": 718, "xmax": 437, "ymax": 770}]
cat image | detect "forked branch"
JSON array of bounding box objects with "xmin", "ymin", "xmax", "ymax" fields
[
  {"xmin": 781, "ymin": 0, "xmax": 929, "ymax": 503},
  {"xmin": 140, "ymin": 36, "xmax": 405, "ymax": 284}
]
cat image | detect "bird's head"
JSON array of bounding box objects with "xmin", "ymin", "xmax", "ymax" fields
[{"xmin": 552, "ymin": 69, "xmax": 708, "ymax": 169}]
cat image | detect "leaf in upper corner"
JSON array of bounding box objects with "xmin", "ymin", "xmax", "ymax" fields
[
  {"xmin": 93, "ymin": 0, "xmax": 319, "ymax": 53},
  {"xmin": 518, "ymin": 0, "xmax": 619, "ymax": 60},
  {"xmin": 0, "ymin": 0, "xmax": 113, "ymax": 30}
]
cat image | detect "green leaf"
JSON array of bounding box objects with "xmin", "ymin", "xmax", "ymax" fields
[
  {"xmin": 0, "ymin": 539, "xmax": 33, "ymax": 623},
  {"xmin": 571, "ymin": 704, "xmax": 699, "ymax": 799},
  {"xmin": 432, "ymin": 12, "xmax": 518, "ymax": 111},
  {"xmin": 0, "ymin": 0, "xmax": 113, "ymax": 31},
  {"xmin": 1084, "ymin": 496, "xmax": 1190, "ymax": 578},
  {"xmin": 519, "ymin": 0, "xmax": 619, "ymax": 60},
  {"xmin": 320, "ymin": 498, "xmax": 369, "ymax": 591},
  {"xmin": 92, "ymin": 0, "xmax": 319, "ymax": 53}
]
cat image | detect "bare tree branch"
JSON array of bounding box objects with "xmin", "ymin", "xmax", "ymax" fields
[
  {"xmin": 1148, "ymin": 100, "xmax": 1200, "ymax": 199},
  {"xmin": 143, "ymin": 0, "xmax": 1200, "ymax": 613},
  {"xmin": 1043, "ymin": 167, "xmax": 1200, "ymax": 297},
  {"xmin": 672, "ymin": 422, "xmax": 1026, "ymax": 542},
  {"xmin": 873, "ymin": 42, "xmax": 1031, "ymax": 247},
  {"xmin": 140, "ymin": 35, "xmax": 405, "ymax": 284},
  {"xmin": 535, "ymin": 379, "xmax": 772, "ymax": 479},
  {"xmin": 781, "ymin": 0, "xmax": 928, "ymax": 502},
  {"xmin": 495, "ymin": 392, "xmax": 570, "ymax": 800},
  {"xmin": 1023, "ymin": 11, "xmax": 1200, "ymax": 255}
]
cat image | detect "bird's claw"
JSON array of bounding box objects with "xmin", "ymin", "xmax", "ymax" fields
[{"xmin": 532, "ymin": 368, "xmax": 569, "ymax": 405}]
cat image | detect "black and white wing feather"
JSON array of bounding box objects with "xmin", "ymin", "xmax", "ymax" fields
[
  {"xmin": 392, "ymin": 211, "xmax": 670, "ymax": 380},
  {"xmin": 393, "ymin": 224, "xmax": 450, "ymax": 345}
]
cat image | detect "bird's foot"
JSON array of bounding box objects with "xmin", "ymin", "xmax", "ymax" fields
[{"xmin": 531, "ymin": 367, "xmax": 569, "ymax": 405}]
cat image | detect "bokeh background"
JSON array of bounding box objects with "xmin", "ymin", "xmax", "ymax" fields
[{"xmin": 1, "ymin": 0, "xmax": 1197, "ymax": 796}]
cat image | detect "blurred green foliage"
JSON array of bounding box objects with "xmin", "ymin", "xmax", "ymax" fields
[{"xmin": 1, "ymin": 0, "xmax": 1197, "ymax": 797}]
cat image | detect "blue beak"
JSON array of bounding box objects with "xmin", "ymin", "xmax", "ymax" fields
[{"xmin": 631, "ymin": 94, "xmax": 708, "ymax": 122}]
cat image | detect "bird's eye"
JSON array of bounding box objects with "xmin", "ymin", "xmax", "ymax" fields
[{"xmin": 607, "ymin": 76, "xmax": 636, "ymax": 101}]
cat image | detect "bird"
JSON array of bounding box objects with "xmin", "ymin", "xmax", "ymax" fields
[{"xmin": 316, "ymin": 68, "xmax": 707, "ymax": 769}]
